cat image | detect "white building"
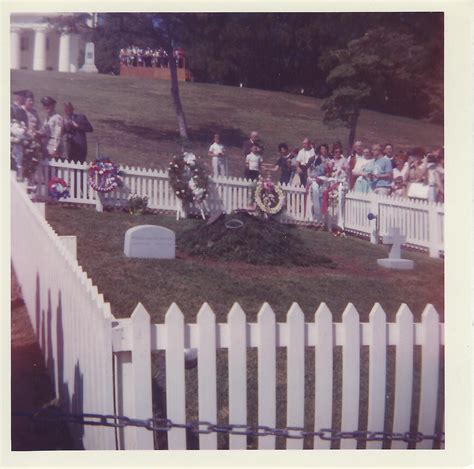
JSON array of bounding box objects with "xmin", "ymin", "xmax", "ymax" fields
[{"xmin": 10, "ymin": 13, "xmax": 98, "ymax": 73}]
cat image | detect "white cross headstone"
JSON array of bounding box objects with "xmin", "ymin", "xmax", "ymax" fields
[
  {"xmin": 383, "ymin": 227, "xmax": 405, "ymax": 259},
  {"xmin": 377, "ymin": 227, "xmax": 414, "ymax": 270}
]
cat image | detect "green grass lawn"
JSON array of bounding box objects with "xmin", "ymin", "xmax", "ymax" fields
[
  {"xmin": 12, "ymin": 70, "xmax": 443, "ymax": 178},
  {"xmin": 45, "ymin": 205, "xmax": 444, "ymax": 449},
  {"xmin": 45, "ymin": 205, "xmax": 444, "ymax": 323}
]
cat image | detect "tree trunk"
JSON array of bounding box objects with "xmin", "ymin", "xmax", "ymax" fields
[
  {"xmin": 168, "ymin": 48, "xmax": 189, "ymax": 141},
  {"xmin": 348, "ymin": 108, "xmax": 360, "ymax": 150}
]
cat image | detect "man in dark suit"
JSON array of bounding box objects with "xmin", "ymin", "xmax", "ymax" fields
[
  {"xmin": 63, "ymin": 102, "xmax": 94, "ymax": 163},
  {"xmin": 11, "ymin": 90, "xmax": 28, "ymax": 125}
]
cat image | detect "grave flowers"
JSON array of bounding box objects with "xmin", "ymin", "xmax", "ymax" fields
[{"xmin": 88, "ymin": 157, "xmax": 124, "ymax": 193}]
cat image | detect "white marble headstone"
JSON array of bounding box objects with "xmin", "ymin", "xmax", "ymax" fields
[{"xmin": 124, "ymin": 225, "xmax": 175, "ymax": 259}]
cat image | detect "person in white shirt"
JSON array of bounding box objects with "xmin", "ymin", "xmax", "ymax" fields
[
  {"xmin": 391, "ymin": 151, "xmax": 409, "ymax": 197},
  {"xmin": 245, "ymin": 145, "xmax": 262, "ymax": 181},
  {"xmin": 296, "ymin": 138, "xmax": 315, "ymax": 186},
  {"xmin": 208, "ymin": 133, "xmax": 226, "ymax": 178},
  {"xmin": 347, "ymin": 140, "xmax": 364, "ymax": 190}
]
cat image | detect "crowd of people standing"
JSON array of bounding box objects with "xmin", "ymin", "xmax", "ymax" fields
[
  {"xmin": 10, "ymin": 89, "xmax": 93, "ymax": 184},
  {"xmin": 208, "ymin": 130, "xmax": 445, "ymax": 209},
  {"xmin": 119, "ymin": 45, "xmax": 186, "ymax": 68}
]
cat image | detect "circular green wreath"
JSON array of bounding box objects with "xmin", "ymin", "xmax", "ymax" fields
[{"xmin": 168, "ymin": 153, "xmax": 209, "ymax": 204}]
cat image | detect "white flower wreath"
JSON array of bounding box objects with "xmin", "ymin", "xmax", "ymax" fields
[{"xmin": 254, "ymin": 179, "xmax": 286, "ymax": 215}]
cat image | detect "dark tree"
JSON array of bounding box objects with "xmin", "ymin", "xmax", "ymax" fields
[{"xmin": 320, "ymin": 25, "xmax": 443, "ymax": 149}]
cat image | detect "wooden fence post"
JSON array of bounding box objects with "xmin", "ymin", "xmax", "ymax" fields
[
  {"xmin": 314, "ymin": 303, "xmax": 333, "ymax": 449},
  {"xmin": 95, "ymin": 192, "xmax": 105, "ymax": 212},
  {"xmin": 116, "ymin": 303, "xmax": 154, "ymax": 450},
  {"xmin": 340, "ymin": 304, "xmax": 360, "ymax": 449},
  {"xmin": 417, "ymin": 305, "xmax": 440, "ymax": 449},
  {"xmin": 369, "ymin": 193, "xmax": 379, "ymax": 244},
  {"xmin": 228, "ymin": 303, "xmax": 247, "ymax": 450},
  {"xmin": 165, "ymin": 303, "xmax": 187, "ymax": 449},
  {"xmin": 257, "ymin": 303, "xmax": 276, "ymax": 449},
  {"xmin": 286, "ymin": 303, "xmax": 305, "ymax": 449}
]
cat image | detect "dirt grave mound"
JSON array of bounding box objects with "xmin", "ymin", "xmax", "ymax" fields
[{"xmin": 177, "ymin": 212, "xmax": 333, "ymax": 267}]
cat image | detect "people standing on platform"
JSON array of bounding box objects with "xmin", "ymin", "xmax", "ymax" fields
[
  {"xmin": 39, "ymin": 96, "xmax": 64, "ymax": 159},
  {"xmin": 63, "ymin": 102, "xmax": 94, "ymax": 163},
  {"xmin": 208, "ymin": 133, "xmax": 226, "ymax": 178}
]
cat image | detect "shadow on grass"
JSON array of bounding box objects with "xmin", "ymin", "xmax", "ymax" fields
[{"xmin": 98, "ymin": 119, "xmax": 247, "ymax": 148}]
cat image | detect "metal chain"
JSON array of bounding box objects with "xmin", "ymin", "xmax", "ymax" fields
[{"xmin": 12, "ymin": 409, "xmax": 444, "ymax": 444}]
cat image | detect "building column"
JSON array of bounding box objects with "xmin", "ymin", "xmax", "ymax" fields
[
  {"xmin": 69, "ymin": 33, "xmax": 79, "ymax": 72},
  {"xmin": 33, "ymin": 27, "xmax": 47, "ymax": 71},
  {"xmin": 11, "ymin": 27, "xmax": 21, "ymax": 70},
  {"xmin": 58, "ymin": 31, "xmax": 71, "ymax": 72}
]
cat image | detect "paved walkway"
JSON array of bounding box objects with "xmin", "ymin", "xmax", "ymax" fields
[{"xmin": 11, "ymin": 267, "xmax": 74, "ymax": 450}]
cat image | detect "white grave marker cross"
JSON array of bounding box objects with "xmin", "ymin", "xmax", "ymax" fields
[{"xmin": 382, "ymin": 227, "xmax": 406, "ymax": 259}]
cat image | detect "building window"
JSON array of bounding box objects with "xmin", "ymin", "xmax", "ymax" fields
[
  {"xmin": 20, "ymin": 36, "xmax": 29, "ymax": 51},
  {"xmin": 46, "ymin": 37, "xmax": 50, "ymax": 51}
]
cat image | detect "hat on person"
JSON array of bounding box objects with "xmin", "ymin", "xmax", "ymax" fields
[
  {"xmin": 41, "ymin": 96, "xmax": 57, "ymax": 106},
  {"xmin": 13, "ymin": 90, "xmax": 27, "ymax": 97},
  {"xmin": 23, "ymin": 90, "xmax": 34, "ymax": 99}
]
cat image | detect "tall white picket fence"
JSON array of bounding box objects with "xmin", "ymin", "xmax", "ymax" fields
[
  {"xmin": 11, "ymin": 175, "xmax": 115, "ymax": 450},
  {"xmin": 12, "ymin": 173, "xmax": 445, "ymax": 451},
  {"xmin": 112, "ymin": 301, "xmax": 444, "ymax": 450},
  {"xmin": 37, "ymin": 159, "xmax": 444, "ymax": 257}
]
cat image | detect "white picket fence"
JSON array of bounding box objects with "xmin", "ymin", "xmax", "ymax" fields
[
  {"xmin": 113, "ymin": 301, "xmax": 444, "ymax": 451},
  {"xmin": 11, "ymin": 175, "xmax": 445, "ymax": 450},
  {"xmin": 11, "ymin": 174, "xmax": 115, "ymax": 450},
  {"xmin": 36, "ymin": 159, "xmax": 444, "ymax": 257}
]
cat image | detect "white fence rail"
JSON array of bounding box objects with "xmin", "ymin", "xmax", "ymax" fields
[
  {"xmin": 11, "ymin": 175, "xmax": 445, "ymax": 450},
  {"xmin": 112, "ymin": 301, "xmax": 444, "ymax": 450},
  {"xmin": 37, "ymin": 159, "xmax": 444, "ymax": 257},
  {"xmin": 11, "ymin": 175, "xmax": 115, "ymax": 450}
]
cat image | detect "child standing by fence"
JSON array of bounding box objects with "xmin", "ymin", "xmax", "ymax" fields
[{"xmin": 208, "ymin": 133, "xmax": 226, "ymax": 178}]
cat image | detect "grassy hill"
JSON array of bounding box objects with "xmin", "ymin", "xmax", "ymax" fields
[{"xmin": 11, "ymin": 70, "xmax": 443, "ymax": 176}]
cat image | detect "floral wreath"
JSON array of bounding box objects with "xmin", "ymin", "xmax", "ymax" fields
[
  {"xmin": 254, "ymin": 178, "xmax": 285, "ymax": 215},
  {"xmin": 11, "ymin": 119, "xmax": 42, "ymax": 179},
  {"xmin": 48, "ymin": 177, "xmax": 70, "ymax": 201},
  {"xmin": 168, "ymin": 152, "xmax": 209, "ymax": 204},
  {"xmin": 88, "ymin": 157, "xmax": 124, "ymax": 193}
]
